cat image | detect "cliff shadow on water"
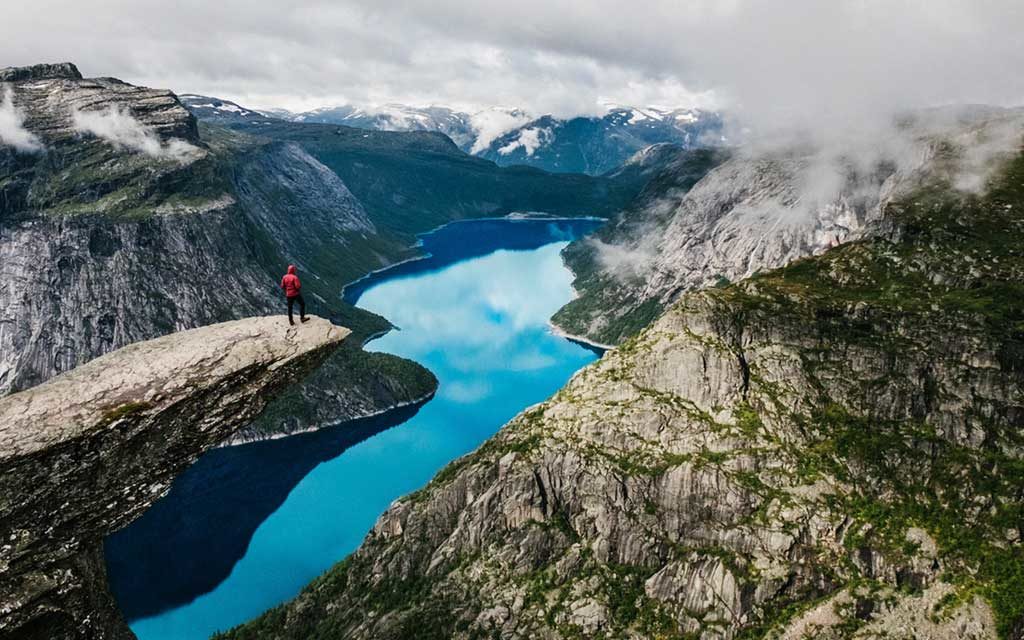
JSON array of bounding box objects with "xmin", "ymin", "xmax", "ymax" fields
[{"xmin": 103, "ymin": 400, "xmax": 427, "ymax": 622}]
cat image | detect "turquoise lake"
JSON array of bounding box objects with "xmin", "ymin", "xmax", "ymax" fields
[{"xmin": 105, "ymin": 218, "xmax": 604, "ymax": 639}]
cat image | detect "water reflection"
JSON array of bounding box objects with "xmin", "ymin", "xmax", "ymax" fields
[
  {"xmin": 107, "ymin": 218, "xmax": 602, "ymax": 639},
  {"xmin": 105, "ymin": 402, "xmax": 427, "ymax": 621}
]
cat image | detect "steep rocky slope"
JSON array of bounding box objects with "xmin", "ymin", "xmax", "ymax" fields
[
  {"xmin": 0, "ymin": 63, "xmax": 437, "ymax": 434},
  {"xmin": 221, "ymin": 143, "xmax": 1024, "ymax": 638},
  {"xmin": 554, "ymin": 146, "xmax": 730, "ymax": 345},
  {"xmin": 205, "ymin": 118, "xmax": 646, "ymax": 238},
  {"xmin": 554, "ymin": 108, "xmax": 1024, "ymax": 346},
  {"xmin": 2, "ymin": 62, "xmax": 651, "ymax": 434},
  {"xmin": 0, "ymin": 316, "xmax": 348, "ymax": 640}
]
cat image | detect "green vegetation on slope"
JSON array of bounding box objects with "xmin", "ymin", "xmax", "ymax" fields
[
  {"xmin": 246, "ymin": 340, "xmax": 438, "ymax": 440},
  {"xmin": 224, "ymin": 120, "xmax": 648, "ymax": 239},
  {"xmin": 691, "ymin": 146, "xmax": 1024, "ymax": 636},
  {"xmin": 553, "ymin": 148, "xmax": 729, "ymax": 345},
  {"xmin": 218, "ymin": 145, "xmax": 1023, "ymax": 639}
]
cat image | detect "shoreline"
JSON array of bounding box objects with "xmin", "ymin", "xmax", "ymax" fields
[
  {"xmin": 253, "ymin": 212, "xmax": 608, "ymax": 449},
  {"xmin": 340, "ymin": 212, "xmax": 609, "ymax": 302},
  {"xmin": 548, "ymin": 320, "xmax": 616, "ymax": 352},
  {"xmin": 548, "ymin": 245, "xmax": 616, "ymax": 352},
  {"xmin": 219, "ymin": 389, "xmax": 438, "ymax": 448}
]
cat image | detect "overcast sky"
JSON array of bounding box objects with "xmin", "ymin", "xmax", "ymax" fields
[{"xmin": 3, "ymin": 0, "xmax": 1023, "ymax": 119}]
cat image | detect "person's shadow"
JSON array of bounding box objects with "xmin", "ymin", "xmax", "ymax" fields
[{"xmin": 103, "ymin": 401, "xmax": 426, "ymax": 622}]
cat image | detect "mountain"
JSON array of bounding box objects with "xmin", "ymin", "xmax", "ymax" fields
[
  {"xmin": 199, "ymin": 97, "xmax": 723, "ymax": 175},
  {"xmin": 279, "ymin": 104, "xmax": 484, "ymax": 151},
  {"xmin": 476, "ymin": 107, "xmax": 724, "ymax": 175},
  {"xmin": 219, "ymin": 116, "xmax": 1024, "ymax": 640},
  {"xmin": 553, "ymin": 108, "xmax": 1024, "ymax": 346},
  {"xmin": 260, "ymin": 103, "xmax": 537, "ymax": 155},
  {"xmin": 0, "ymin": 63, "xmax": 642, "ymax": 428},
  {"xmin": 178, "ymin": 94, "xmax": 280, "ymax": 126}
]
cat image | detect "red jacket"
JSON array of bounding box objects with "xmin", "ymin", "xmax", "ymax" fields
[{"xmin": 281, "ymin": 265, "xmax": 302, "ymax": 298}]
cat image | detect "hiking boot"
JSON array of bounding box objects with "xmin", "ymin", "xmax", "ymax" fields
[{"xmin": 301, "ymin": 316, "xmax": 310, "ymax": 323}]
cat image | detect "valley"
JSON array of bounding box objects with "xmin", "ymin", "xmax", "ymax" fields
[
  {"xmin": 106, "ymin": 218, "xmax": 604, "ymax": 639},
  {"xmin": 179, "ymin": 94, "xmax": 723, "ymax": 176},
  {"xmin": 1, "ymin": 41, "xmax": 1022, "ymax": 640}
]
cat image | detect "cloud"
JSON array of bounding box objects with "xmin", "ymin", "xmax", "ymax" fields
[
  {"xmin": 0, "ymin": 88, "xmax": 44, "ymax": 153},
  {"xmin": 588, "ymin": 193, "xmax": 681, "ymax": 281},
  {"xmin": 2, "ymin": 1, "xmax": 1021, "ymax": 121},
  {"xmin": 71, "ymin": 106, "xmax": 202, "ymax": 163}
]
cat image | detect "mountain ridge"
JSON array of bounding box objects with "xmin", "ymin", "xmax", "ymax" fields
[{"xmin": 179, "ymin": 94, "xmax": 722, "ymax": 176}]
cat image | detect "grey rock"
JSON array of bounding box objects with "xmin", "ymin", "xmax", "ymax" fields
[
  {"xmin": 1, "ymin": 65, "xmax": 197, "ymax": 145},
  {"xmin": 0, "ymin": 63, "xmax": 83, "ymax": 83},
  {"xmin": 554, "ymin": 108, "xmax": 1024, "ymax": 345},
  {"xmin": 0, "ymin": 316, "xmax": 348, "ymax": 639}
]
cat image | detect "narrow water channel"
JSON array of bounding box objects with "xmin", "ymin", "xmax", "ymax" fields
[{"xmin": 105, "ymin": 218, "xmax": 604, "ymax": 639}]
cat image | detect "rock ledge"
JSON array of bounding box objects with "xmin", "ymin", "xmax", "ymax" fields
[{"xmin": 0, "ymin": 316, "xmax": 348, "ymax": 640}]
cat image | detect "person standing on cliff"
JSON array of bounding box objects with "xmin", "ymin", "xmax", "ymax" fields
[{"xmin": 280, "ymin": 265, "xmax": 309, "ymax": 325}]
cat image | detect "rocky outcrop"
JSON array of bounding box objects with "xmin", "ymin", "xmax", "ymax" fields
[
  {"xmin": 220, "ymin": 150, "xmax": 1024, "ymax": 638},
  {"xmin": 0, "ymin": 316, "xmax": 348, "ymax": 639},
  {"xmin": 1, "ymin": 62, "xmax": 197, "ymax": 146},
  {"xmin": 0, "ymin": 62, "xmax": 83, "ymax": 83}
]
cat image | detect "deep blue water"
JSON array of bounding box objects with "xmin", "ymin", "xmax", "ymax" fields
[{"xmin": 105, "ymin": 218, "xmax": 603, "ymax": 639}]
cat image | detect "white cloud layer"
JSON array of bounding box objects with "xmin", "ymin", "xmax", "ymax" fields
[
  {"xmin": 5, "ymin": 0, "xmax": 1020, "ymax": 121},
  {"xmin": 0, "ymin": 89, "xmax": 44, "ymax": 153},
  {"xmin": 71, "ymin": 106, "xmax": 201, "ymax": 163}
]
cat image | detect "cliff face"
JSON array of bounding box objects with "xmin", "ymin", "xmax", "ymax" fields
[
  {"xmin": 0, "ymin": 316, "xmax": 348, "ymax": 640},
  {"xmin": 0, "ymin": 144, "xmax": 395, "ymax": 394},
  {"xmin": 1, "ymin": 61, "xmax": 649, "ymax": 435},
  {"xmin": 222, "ymin": 150, "xmax": 1024, "ymax": 638},
  {"xmin": 554, "ymin": 108, "xmax": 1024, "ymax": 346},
  {"xmin": 0, "ymin": 64, "xmax": 438, "ymax": 434}
]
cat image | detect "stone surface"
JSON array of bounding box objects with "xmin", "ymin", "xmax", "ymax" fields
[
  {"xmin": 0, "ymin": 316, "xmax": 347, "ymax": 639},
  {"xmin": 0, "ymin": 63, "xmax": 197, "ymax": 145},
  {"xmin": 0, "ymin": 62, "xmax": 83, "ymax": 83}
]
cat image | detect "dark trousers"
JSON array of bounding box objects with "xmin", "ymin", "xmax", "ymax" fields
[{"xmin": 287, "ymin": 294, "xmax": 306, "ymax": 323}]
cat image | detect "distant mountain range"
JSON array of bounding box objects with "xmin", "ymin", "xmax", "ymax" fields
[
  {"xmin": 178, "ymin": 95, "xmax": 723, "ymax": 175},
  {"xmin": 476, "ymin": 107, "xmax": 724, "ymax": 175}
]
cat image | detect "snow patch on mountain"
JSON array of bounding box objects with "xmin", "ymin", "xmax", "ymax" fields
[
  {"xmin": 498, "ymin": 127, "xmax": 549, "ymax": 156},
  {"xmin": 468, "ymin": 107, "xmax": 533, "ymax": 153}
]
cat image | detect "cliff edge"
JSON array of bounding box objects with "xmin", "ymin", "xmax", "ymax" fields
[{"xmin": 0, "ymin": 316, "xmax": 348, "ymax": 639}]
